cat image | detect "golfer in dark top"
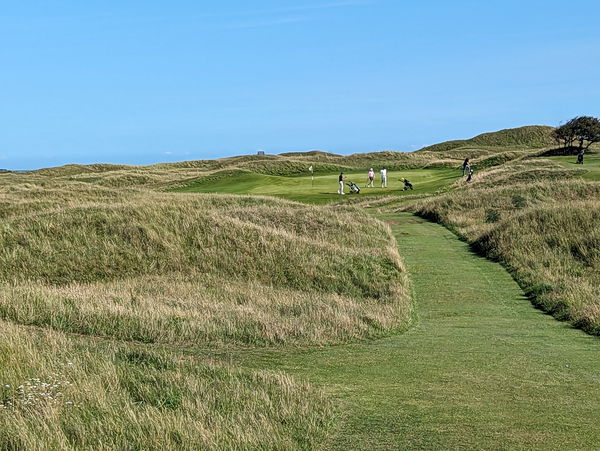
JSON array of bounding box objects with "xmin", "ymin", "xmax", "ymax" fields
[
  {"xmin": 462, "ymin": 158, "xmax": 470, "ymax": 176},
  {"xmin": 338, "ymin": 172, "xmax": 345, "ymax": 194}
]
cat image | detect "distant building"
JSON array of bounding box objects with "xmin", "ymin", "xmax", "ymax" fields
[{"xmin": 257, "ymin": 150, "xmax": 265, "ymax": 156}]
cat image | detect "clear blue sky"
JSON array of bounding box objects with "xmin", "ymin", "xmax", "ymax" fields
[{"xmin": 1, "ymin": 0, "xmax": 599, "ymax": 170}]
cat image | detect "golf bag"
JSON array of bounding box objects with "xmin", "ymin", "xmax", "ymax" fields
[{"xmin": 347, "ymin": 181, "xmax": 361, "ymax": 194}]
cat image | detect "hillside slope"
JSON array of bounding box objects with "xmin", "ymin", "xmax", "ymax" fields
[
  {"xmin": 419, "ymin": 125, "xmax": 555, "ymax": 152},
  {"xmin": 0, "ymin": 183, "xmax": 410, "ymax": 346}
]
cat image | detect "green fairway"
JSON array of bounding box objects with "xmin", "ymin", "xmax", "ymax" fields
[
  {"xmin": 217, "ymin": 212, "xmax": 600, "ymax": 449},
  {"xmin": 548, "ymin": 152, "xmax": 600, "ymax": 181},
  {"xmin": 173, "ymin": 168, "xmax": 460, "ymax": 204}
]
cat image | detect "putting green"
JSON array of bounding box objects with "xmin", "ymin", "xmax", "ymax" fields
[
  {"xmin": 173, "ymin": 168, "xmax": 460, "ymax": 204},
  {"xmin": 548, "ymin": 153, "xmax": 600, "ymax": 181},
  {"xmin": 218, "ymin": 213, "xmax": 600, "ymax": 449}
]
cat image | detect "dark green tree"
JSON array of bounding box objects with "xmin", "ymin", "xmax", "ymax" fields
[
  {"xmin": 553, "ymin": 116, "xmax": 600, "ymax": 150},
  {"xmin": 572, "ymin": 116, "xmax": 600, "ymax": 150},
  {"xmin": 552, "ymin": 120, "xmax": 577, "ymax": 148}
]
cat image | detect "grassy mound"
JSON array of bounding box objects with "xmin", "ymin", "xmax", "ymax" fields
[
  {"xmin": 0, "ymin": 185, "xmax": 410, "ymax": 346},
  {"xmin": 0, "ymin": 174, "xmax": 411, "ymax": 447},
  {"xmin": 419, "ymin": 125, "xmax": 555, "ymax": 152},
  {"xmin": 279, "ymin": 150, "xmax": 342, "ymax": 158},
  {"xmin": 473, "ymin": 202, "xmax": 600, "ymax": 334}
]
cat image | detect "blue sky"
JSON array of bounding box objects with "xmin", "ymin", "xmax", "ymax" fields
[{"xmin": 1, "ymin": 0, "xmax": 599, "ymax": 170}]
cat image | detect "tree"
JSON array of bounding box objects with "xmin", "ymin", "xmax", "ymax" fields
[
  {"xmin": 572, "ymin": 116, "xmax": 600, "ymax": 150},
  {"xmin": 552, "ymin": 121, "xmax": 576, "ymax": 148},
  {"xmin": 554, "ymin": 116, "xmax": 600, "ymax": 150}
]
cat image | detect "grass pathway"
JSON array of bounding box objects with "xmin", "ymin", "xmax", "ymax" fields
[{"xmin": 232, "ymin": 212, "xmax": 600, "ymax": 449}]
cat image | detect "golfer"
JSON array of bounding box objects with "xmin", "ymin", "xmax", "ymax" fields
[
  {"xmin": 338, "ymin": 172, "xmax": 345, "ymax": 194},
  {"xmin": 380, "ymin": 168, "xmax": 387, "ymax": 188},
  {"xmin": 462, "ymin": 158, "xmax": 470, "ymax": 176},
  {"xmin": 367, "ymin": 168, "xmax": 375, "ymax": 187}
]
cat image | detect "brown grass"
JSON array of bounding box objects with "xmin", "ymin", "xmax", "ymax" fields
[
  {"xmin": 0, "ymin": 169, "xmax": 412, "ymax": 447},
  {"xmin": 0, "ymin": 184, "xmax": 410, "ymax": 346},
  {"xmin": 0, "ymin": 320, "xmax": 332, "ymax": 449}
]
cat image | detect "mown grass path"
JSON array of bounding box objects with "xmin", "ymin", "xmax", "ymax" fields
[{"xmin": 234, "ymin": 212, "xmax": 600, "ymax": 449}]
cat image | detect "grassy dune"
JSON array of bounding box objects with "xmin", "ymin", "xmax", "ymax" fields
[
  {"xmin": 475, "ymin": 201, "xmax": 600, "ymax": 332},
  {"xmin": 418, "ymin": 125, "xmax": 555, "ymax": 152},
  {"xmin": 0, "ymin": 171, "xmax": 412, "ymax": 447},
  {"xmin": 0, "ymin": 185, "xmax": 410, "ymax": 346},
  {"xmin": 0, "ymin": 152, "xmax": 451, "ymax": 448}
]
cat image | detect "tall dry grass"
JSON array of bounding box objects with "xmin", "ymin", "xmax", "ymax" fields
[
  {"xmin": 0, "ymin": 185, "xmax": 410, "ymax": 346},
  {"xmin": 0, "ymin": 320, "xmax": 331, "ymax": 449},
  {"xmin": 0, "ymin": 170, "xmax": 413, "ymax": 447}
]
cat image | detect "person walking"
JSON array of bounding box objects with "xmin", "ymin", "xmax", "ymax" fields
[
  {"xmin": 367, "ymin": 168, "xmax": 375, "ymax": 187},
  {"xmin": 380, "ymin": 168, "xmax": 387, "ymax": 188},
  {"xmin": 577, "ymin": 149, "xmax": 584, "ymax": 165},
  {"xmin": 338, "ymin": 172, "xmax": 345, "ymax": 194},
  {"xmin": 462, "ymin": 158, "xmax": 470, "ymax": 176}
]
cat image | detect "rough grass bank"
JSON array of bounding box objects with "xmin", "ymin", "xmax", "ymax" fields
[
  {"xmin": 0, "ymin": 175, "xmax": 411, "ymax": 448},
  {"xmin": 0, "ymin": 184, "xmax": 410, "ymax": 347}
]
